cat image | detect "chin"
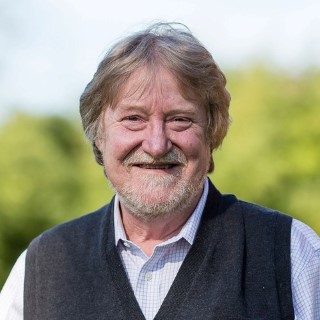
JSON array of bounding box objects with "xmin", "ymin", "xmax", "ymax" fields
[{"xmin": 114, "ymin": 174, "xmax": 206, "ymax": 221}]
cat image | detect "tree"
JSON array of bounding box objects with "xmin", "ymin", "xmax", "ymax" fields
[
  {"xmin": 212, "ymin": 67, "xmax": 320, "ymax": 233},
  {"xmin": 0, "ymin": 114, "xmax": 113, "ymax": 286}
]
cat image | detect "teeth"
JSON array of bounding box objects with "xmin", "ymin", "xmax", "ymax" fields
[{"xmin": 137, "ymin": 164, "xmax": 175, "ymax": 169}]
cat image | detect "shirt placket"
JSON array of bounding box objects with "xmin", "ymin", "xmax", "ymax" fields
[{"xmin": 135, "ymin": 246, "xmax": 167, "ymax": 320}]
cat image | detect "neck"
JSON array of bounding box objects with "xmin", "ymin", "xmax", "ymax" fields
[{"xmin": 119, "ymin": 202, "xmax": 198, "ymax": 257}]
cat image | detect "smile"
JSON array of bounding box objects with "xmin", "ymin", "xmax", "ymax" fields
[{"xmin": 135, "ymin": 163, "xmax": 177, "ymax": 169}]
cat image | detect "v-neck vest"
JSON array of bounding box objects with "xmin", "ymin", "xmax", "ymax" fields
[{"xmin": 24, "ymin": 181, "xmax": 294, "ymax": 319}]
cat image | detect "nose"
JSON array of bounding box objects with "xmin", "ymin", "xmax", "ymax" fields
[{"xmin": 142, "ymin": 121, "xmax": 172, "ymax": 158}]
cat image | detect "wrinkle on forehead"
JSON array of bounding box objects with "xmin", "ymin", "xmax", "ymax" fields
[{"xmin": 115, "ymin": 66, "xmax": 192, "ymax": 107}]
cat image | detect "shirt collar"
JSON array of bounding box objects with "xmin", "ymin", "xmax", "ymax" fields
[{"xmin": 114, "ymin": 178, "xmax": 209, "ymax": 246}]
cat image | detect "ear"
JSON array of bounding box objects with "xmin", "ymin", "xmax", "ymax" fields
[
  {"xmin": 93, "ymin": 141, "xmax": 104, "ymax": 166},
  {"xmin": 94, "ymin": 138, "xmax": 103, "ymax": 152},
  {"xmin": 207, "ymin": 148, "xmax": 214, "ymax": 173}
]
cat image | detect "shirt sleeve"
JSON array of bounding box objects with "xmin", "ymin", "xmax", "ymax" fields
[
  {"xmin": 291, "ymin": 219, "xmax": 320, "ymax": 320},
  {"xmin": 0, "ymin": 250, "xmax": 26, "ymax": 320}
]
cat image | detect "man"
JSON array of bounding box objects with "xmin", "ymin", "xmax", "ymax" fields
[{"xmin": 0, "ymin": 22, "xmax": 319, "ymax": 320}]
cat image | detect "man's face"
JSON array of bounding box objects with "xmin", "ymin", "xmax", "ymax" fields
[{"xmin": 96, "ymin": 67, "xmax": 211, "ymax": 220}]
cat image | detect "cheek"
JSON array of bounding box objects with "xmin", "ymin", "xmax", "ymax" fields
[
  {"xmin": 176, "ymin": 131, "xmax": 209, "ymax": 158},
  {"xmin": 185, "ymin": 138, "xmax": 211, "ymax": 171},
  {"xmin": 103, "ymin": 130, "xmax": 144, "ymax": 162}
]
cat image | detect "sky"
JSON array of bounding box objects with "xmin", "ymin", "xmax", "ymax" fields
[{"xmin": 0, "ymin": 0, "xmax": 319, "ymax": 119}]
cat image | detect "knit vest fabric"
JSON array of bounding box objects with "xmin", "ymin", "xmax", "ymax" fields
[{"xmin": 24, "ymin": 181, "xmax": 294, "ymax": 320}]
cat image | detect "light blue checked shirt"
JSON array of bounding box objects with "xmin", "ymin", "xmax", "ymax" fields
[
  {"xmin": 0, "ymin": 179, "xmax": 319, "ymax": 319},
  {"xmin": 114, "ymin": 180, "xmax": 208, "ymax": 320}
]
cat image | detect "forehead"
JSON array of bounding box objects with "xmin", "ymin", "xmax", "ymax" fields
[{"xmin": 116, "ymin": 67, "xmax": 187, "ymax": 104}]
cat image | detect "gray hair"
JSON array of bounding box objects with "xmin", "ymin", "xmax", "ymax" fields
[{"xmin": 80, "ymin": 22, "xmax": 231, "ymax": 172}]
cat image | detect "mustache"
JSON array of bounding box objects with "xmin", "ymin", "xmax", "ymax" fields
[{"xmin": 123, "ymin": 148, "xmax": 187, "ymax": 166}]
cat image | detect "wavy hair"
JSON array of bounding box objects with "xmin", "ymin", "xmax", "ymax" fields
[{"xmin": 80, "ymin": 22, "xmax": 231, "ymax": 172}]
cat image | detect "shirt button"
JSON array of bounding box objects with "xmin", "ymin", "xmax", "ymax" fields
[{"xmin": 145, "ymin": 272, "xmax": 152, "ymax": 281}]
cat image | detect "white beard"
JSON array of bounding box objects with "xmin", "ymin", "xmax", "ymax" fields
[
  {"xmin": 106, "ymin": 147, "xmax": 208, "ymax": 221},
  {"xmin": 108, "ymin": 169, "xmax": 206, "ymax": 221}
]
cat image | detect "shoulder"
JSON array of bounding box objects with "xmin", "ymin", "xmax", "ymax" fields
[
  {"xmin": 290, "ymin": 220, "xmax": 319, "ymax": 318},
  {"xmin": 44, "ymin": 201, "xmax": 113, "ymax": 239},
  {"xmin": 27, "ymin": 200, "xmax": 114, "ymax": 256},
  {"xmin": 208, "ymin": 181, "xmax": 291, "ymax": 225},
  {"xmin": 291, "ymin": 219, "xmax": 319, "ymax": 251},
  {"xmin": 291, "ymin": 219, "xmax": 320, "ymax": 281},
  {"xmin": 230, "ymin": 197, "xmax": 293, "ymax": 228},
  {"xmin": 236, "ymin": 198, "xmax": 289, "ymax": 217},
  {"xmin": 205, "ymin": 187, "xmax": 294, "ymax": 239}
]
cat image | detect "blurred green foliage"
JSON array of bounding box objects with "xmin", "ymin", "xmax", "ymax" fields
[
  {"xmin": 0, "ymin": 66, "xmax": 319, "ymax": 288},
  {"xmin": 212, "ymin": 66, "xmax": 320, "ymax": 233},
  {"xmin": 0, "ymin": 115, "xmax": 114, "ymax": 286}
]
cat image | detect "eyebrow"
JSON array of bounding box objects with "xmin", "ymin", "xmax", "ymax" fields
[
  {"xmin": 115, "ymin": 104, "xmax": 148, "ymax": 113},
  {"xmin": 116, "ymin": 104, "xmax": 199, "ymax": 117},
  {"xmin": 117, "ymin": 97, "xmax": 198, "ymax": 109}
]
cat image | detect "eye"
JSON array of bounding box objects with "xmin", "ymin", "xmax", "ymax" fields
[
  {"xmin": 121, "ymin": 115, "xmax": 145, "ymax": 130},
  {"xmin": 169, "ymin": 117, "xmax": 192, "ymax": 131},
  {"xmin": 126, "ymin": 115, "xmax": 141, "ymax": 121},
  {"xmin": 174, "ymin": 117, "xmax": 190, "ymax": 122}
]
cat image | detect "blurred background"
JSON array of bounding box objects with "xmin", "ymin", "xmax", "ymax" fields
[{"xmin": 0, "ymin": 0, "xmax": 319, "ymax": 287}]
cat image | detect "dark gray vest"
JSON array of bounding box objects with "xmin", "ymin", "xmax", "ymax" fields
[{"xmin": 24, "ymin": 182, "xmax": 294, "ymax": 319}]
